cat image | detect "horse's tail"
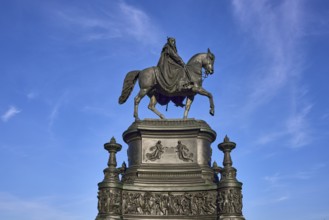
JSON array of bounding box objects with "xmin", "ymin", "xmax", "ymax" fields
[{"xmin": 119, "ymin": 70, "xmax": 140, "ymax": 104}]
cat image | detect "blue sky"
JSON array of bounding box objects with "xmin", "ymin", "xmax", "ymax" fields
[{"xmin": 1, "ymin": 0, "xmax": 329, "ymax": 219}]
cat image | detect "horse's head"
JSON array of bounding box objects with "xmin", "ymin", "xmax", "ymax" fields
[
  {"xmin": 186, "ymin": 49, "xmax": 215, "ymax": 80},
  {"xmin": 204, "ymin": 48, "xmax": 215, "ymax": 75}
]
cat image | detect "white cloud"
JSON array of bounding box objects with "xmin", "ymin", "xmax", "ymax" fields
[
  {"xmin": 48, "ymin": 92, "xmax": 69, "ymax": 134},
  {"xmin": 1, "ymin": 106, "xmax": 21, "ymax": 122},
  {"xmin": 263, "ymin": 173, "xmax": 288, "ymax": 187},
  {"xmin": 321, "ymin": 113, "xmax": 329, "ymax": 120},
  {"xmin": 275, "ymin": 195, "xmax": 289, "ymax": 202},
  {"xmin": 27, "ymin": 92, "xmax": 38, "ymax": 100},
  {"xmin": 232, "ymin": 0, "xmax": 304, "ymax": 108},
  {"xmin": 232, "ymin": 0, "xmax": 313, "ymax": 148},
  {"xmin": 55, "ymin": 1, "xmax": 162, "ymax": 46},
  {"xmin": 0, "ymin": 192, "xmax": 80, "ymax": 220},
  {"xmin": 81, "ymin": 106, "xmax": 116, "ymax": 118},
  {"xmin": 119, "ymin": 2, "xmax": 160, "ymax": 44},
  {"xmin": 49, "ymin": 101, "xmax": 61, "ymax": 129},
  {"xmin": 255, "ymin": 131, "xmax": 286, "ymax": 145},
  {"xmin": 286, "ymin": 103, "xmax": 312, "ymax": 148},
  {"xmin": 264, "ymin": 164, "xmax": 325, "ymax": 189},
  {"xmin": 255, "ymin": 102, "xmax": 312, "ymax": 148}
]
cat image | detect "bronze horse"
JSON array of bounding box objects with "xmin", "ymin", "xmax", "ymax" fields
[{"xmin": 119, "ymin": 49, "xmax": 215, "ymax": 120}]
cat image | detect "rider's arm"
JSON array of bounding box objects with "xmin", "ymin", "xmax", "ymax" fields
[{"xmin": 168, "ymin": 48, "xmax": 185, "ymax": 67}]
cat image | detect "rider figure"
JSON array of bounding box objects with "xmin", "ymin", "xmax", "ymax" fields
[
  {"xmin": 157, "ymin": 37, "xmax": 185, "ymax": 69},
  {"xmin": 157, "ymin": 37, "xmax": 187, "ymax": 93}
]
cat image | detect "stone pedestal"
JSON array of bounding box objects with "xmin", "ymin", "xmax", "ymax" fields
[
  {"xmin": 122, "ymin": 119, "xmax": 216, "ymax": 189},
  {"xmin": 95, "ymin": 119, "xmax": 246, "ymax": 220}
]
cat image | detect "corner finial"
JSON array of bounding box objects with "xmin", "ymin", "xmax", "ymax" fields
[
  {"xmin": 110, "ymin": 137, "xmax": 116, "ymax": 144},
  {"xmin": 224, "ymin": 135, "xmax": 230, "ymax": 143}
]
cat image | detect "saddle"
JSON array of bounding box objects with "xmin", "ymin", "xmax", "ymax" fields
[{"xmin": 153, "ymin": 67, "xmax": 191, "ymax": 107}]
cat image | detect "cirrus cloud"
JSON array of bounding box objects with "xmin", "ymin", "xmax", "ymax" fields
[
  {"xmin": 55, "ymin": 1, "xmax": 162, "ymax": 46},
  {"xmin": 1, "ymin": 106, "xmax": 21, "ymax": 122}
]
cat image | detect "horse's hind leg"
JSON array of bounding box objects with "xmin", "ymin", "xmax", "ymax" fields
[
  {"xmin": 148, "ymin": 95, "xmax": 165, "ymax": 119},
  {"xmin": 183, "ymin": 95, "xmax": 194, "ymax": 119},
  {"xmin": 134, "ymin": 88, "xmax": 149, "ymax": 120}
]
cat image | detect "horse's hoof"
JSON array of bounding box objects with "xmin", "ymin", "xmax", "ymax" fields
[{"xmin": 210, "ymin": 109, "xmax": 215, "ymax": 116}]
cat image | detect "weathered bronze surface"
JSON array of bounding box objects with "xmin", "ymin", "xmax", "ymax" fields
[
  {"xmin": 118, "ymin": 37, "xmax": 215, "ymax": 120},
  {"xmin": 96, "ymin": 40, "xmax": 245, "ymax": 219},
  {"xmin": 217, "ymin": 136, "xmax": 245, "ymax": 220},
  {"xmin": 95, "ymin": 120, "xmax": 245, "ymax": 220}
]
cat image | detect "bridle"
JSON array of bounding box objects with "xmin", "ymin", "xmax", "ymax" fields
[{"xmin": 202, "ymin": 54, "xmax": 214, "ymax": 81}]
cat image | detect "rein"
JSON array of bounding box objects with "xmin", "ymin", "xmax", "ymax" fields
[
  {"xmin": 202, "ymin": 70, "xmax": 209, "ymax": 82},
  {"xmin": 202, "ymin": 55, "xmax": 212, "ymax": 82},
  {"xmin": 186, "ymin": 58, "xmax": 211, "ymax": 83}
]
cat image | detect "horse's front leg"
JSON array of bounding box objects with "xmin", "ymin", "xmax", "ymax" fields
[
  {"xmin": 183, "ymin": 95, "xmax": 194, "ymax": 119},
  {"xmin": 192, "ymin": 87, "xmax": 215, "ymax": 116}
]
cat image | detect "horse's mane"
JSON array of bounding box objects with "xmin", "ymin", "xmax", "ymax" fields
[{"xmin": 187, "ymin": 53, "xmax": 205, "ymax": 65}]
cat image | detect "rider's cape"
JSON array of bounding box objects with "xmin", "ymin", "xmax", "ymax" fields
[{"xmin": 156, "ymin": 43, "xmax": 190, "ymax": 107}]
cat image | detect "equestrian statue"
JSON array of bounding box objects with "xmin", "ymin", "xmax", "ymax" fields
[{"xmin": 119, "ymin": 37, "xmax": 216, "ymax": 120}]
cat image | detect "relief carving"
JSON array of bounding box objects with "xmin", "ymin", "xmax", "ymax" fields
[
  {"xmin": 97, "ymin": 189, "xmax": 121, "ymax": 215},
  {"xmin": 146, "ymin": 141, "xmax": 166, "ymax": 161},
  {"xmin": 176, "ymin": 141, "xmax": 193, "ymax": 162},
  {"xmin": 218, "ymin": 189, "xmax": 243, "ymax": 214},
  {"xmin": 122, "ymin": 191, "xmax": 217, "ymax": 216}
]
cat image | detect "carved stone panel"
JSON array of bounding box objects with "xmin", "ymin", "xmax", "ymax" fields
[
  {"xmin": 142, "ymin": 139, "xmax": 196, "ymax": 164},
  {"xmin": 122, "ymin": 190, "xmax": 217, "ymax": 216},
  {"xmin": 145, "ymin": 140, "xmax": 166, "ymax": 161},
  {"xmin": 97, "ymin": 188, "xmax": 122, "ymax": 215},
  {"xmin": 176, "ymin": 141, "xmax": 194, "ymax": 162},
  {"xmin": 218, "ymin": 189, "xmax": 243, "ymax": 215}
]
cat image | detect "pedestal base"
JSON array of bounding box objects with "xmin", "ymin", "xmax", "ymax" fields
[{"xmin": 95, "ymin": 119, "xmax": 246, "ymax": 220}]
